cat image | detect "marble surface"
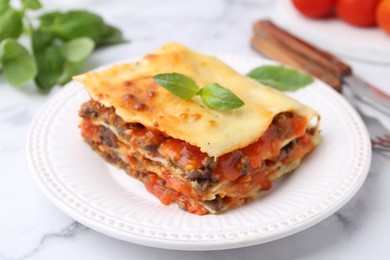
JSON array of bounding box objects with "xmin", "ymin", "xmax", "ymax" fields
[{"xmin": 1, "ymin": 0, "xmax": 389, "ymax": 259}]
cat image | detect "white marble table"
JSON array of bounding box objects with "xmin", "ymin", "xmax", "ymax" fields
[{"xmin": 1, "ymin": 0, "xmax": 389, "ymax": 259}]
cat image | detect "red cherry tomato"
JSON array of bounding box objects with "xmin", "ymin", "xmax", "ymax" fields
[
  {"xmin": 336, "ymin": 0, "xmax": 380, "ymax": 27},
  {"xmin": 377, "ymin": 0, "xmax": 390, "ymax": 35},
  {"xmin": 292, "ymin": 0, "xmax": 336, "ymax": 18}
]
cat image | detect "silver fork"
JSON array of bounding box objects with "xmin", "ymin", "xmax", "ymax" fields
[
  {"xmin": 357, "ymin": 110, "xmax": 390, "ymax": 153},
  {"xmin": 345, "ymin": 87, "xmax": 390, "ymax": 153}
]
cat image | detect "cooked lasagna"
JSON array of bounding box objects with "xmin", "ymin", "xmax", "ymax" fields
[{"xmin": 74, "ymin": 43, "xmax": 320, "ymax": 215}]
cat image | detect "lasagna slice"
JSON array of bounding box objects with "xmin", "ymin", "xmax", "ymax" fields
[{"xmin": 74, "ymin": 43, "xmax": 320, "ymax": 215}]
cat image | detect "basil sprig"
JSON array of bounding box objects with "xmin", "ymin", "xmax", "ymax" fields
[
  {"xmin": 153, "ymin": 73, "xmax": 244, "ymax": 110},
  {"xmin": 247, "ymin": 65, "xmax": 313, "ymax": 91},
  {"xmin": 0, "ymin": 39, "xmax": 37, "ymax": 87},
  {"xmin": 0, "ymin": 0, "xmax": 126, "ymax": 93}
]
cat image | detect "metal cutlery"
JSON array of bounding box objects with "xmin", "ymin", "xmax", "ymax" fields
[
  {"xmin": 251, "ymin": 19, "xmax": 390, "ymax": 152},
  {"xmin": 358, "ymin": 110, "xmax": 390, "ymax": 152},
  {"xmin": 251, "ymin": 20, "xmax": 390, "ymax": 115}
]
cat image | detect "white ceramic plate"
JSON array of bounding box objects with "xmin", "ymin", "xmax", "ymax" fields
[
  {"xmin": 276, "ymin": 0, "xmax": 390, "ymax": 64},
  {"xmin": 27, "ymin": 54, "xmax": 371, "ymax": 250}
]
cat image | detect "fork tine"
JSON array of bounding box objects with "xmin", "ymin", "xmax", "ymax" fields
[
  {"xmin": 378, "ymin": 143, "xmax": 390, "ymax": 148},
  {"xmin": 371, "ymin": 137, "xmax": 390, "ymax": 151},
  {"xmin": 374, "ymin": 147, "xmax": 390, "ymax": 152},
  {"xmin": 351, "ymin": 100, "xmax": 390, "ymax": 152},
  {"xmin": 378, "ymin": 142, "xmax": 390, "ymax": 148},
  {"xmin": 371, "ymin": 141, "xmax": 390, "ymax": 150},
  {"xmin": 378, "ymin": 136, "xmax": 390, "ymax": 145}
]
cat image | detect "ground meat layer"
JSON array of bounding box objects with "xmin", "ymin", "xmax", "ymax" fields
[{"xmin": 79, "ymin": 100, "xmax": 319, "ymax": 215}]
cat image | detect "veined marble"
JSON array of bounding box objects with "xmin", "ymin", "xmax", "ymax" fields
[{"xmin": 1, "ymin": 0, "xmax": 389, "ymax": 259}]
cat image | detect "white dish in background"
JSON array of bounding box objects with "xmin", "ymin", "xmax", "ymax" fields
[
  {"xmin": 276, "ymin": 0, "xmax": 390, "ymax": 64},
  {"xmin": 27, "ymin": 54, "xmax": 371, "ymax": 250}
]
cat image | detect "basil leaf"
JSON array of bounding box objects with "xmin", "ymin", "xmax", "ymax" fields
[
  {"xmin": 198, "ymin": 83, "xmax": 244, "ymax": 110},
  {"xmin": 34, "ymin": 45, "xmax": 65, "ymax": 92},
  {"xmin": 58, "ymin": 37, "xmax": 95, "ymax": 85},
  {"xmin": 31, "ymin": 29, "xmax": 63, "ymax": 92},
  {"xmin": 153, "ymin": 73, "xmax": 199, "ymax": 99},
  {"xmin": 0, "ymin": 39, "xmax": 37, "ymax": 87},
  {"xmin": 0, "ymin": 5, "xmax": 23, "ymax": 41},
  {"xmin": 94, "ymin": 25, "xmax": 127, "ymax": 47},
  {"xmin": 0, "ymin": 0, "xmax": 9, "ymax": 9},
  {"xmin": 61, "ymin": 37, "xmax": 95, "ymax": 63},
  {"xmin": 34, "ymin": 45, "xmax": 64, "ymax": 92},
  {"xmin": 57, "ymin": 61, "xmax": 82, "ymax": 86},
  {"xmin": 32, "ymin": 28, "xmax": 53, "ymax": 52},
  {"xmin": 46, "ymin": 11, "xmax": 109, "ymax": 42},
  {"xmin": 44, "ymin": 10, "xmax": 126, "ymax": 48},
  {"xmin": 247, "ymin": 65, "xmax": 313, "ymax": 91},
  {"xmin": 21, "ymin": 0, "xmax": 42, "ymax": 10},
  {"xmin": 39, "ymin": 12, "xmax": 61, "ymax": 28},
  {"xmin": 48, "ymin": 11, "xmax": 106, "ymax": 40}
]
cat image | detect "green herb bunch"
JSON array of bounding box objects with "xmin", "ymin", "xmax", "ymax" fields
[{"xmin": 0, "ymin": 0, "xmax": 126, "ymax": 92}]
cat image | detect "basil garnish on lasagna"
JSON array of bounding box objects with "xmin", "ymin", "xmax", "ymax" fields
[{"xmin": 74, "ymin": 43, "xmax": 321, "ymax": 215}]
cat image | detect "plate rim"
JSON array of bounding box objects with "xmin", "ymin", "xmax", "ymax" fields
[{"xmin": 27, "ymin": 54, "xmax": 372, "ymax": 250}]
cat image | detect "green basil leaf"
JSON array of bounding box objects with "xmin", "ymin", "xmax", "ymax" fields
[
  {"xmin": 62, "ymin": 37, "xmax": 95, "ymax": 63},
  {"xmin": 0, "ymin": 39, "xmax": 37, "ymax": 87},
  {"xmin": 32, "ymin": 29, "xmax": 65, "ymax": 92},
  {"xmin": 32, "ymin": 29, "xmax": 54, "ymax": 55},
  {"xmin": 57, "ymin": 61, "xmax": 82, "ymax": 86},
  {"xmin": 57, "ymin": 37, "xmax": 94, "ymax": 85},
  {"xmin": 34, "ymin": 43, "xmax": 65, "ymax": 92},
  {"xmin": 247, "ymin": 65, "xmax": 313, "ymax": 91},
  {"xmin": 21, "ymin": 0, "xmax": 42, "ymax": 10},
  {"xmin": 198, "ymin": 83, "xmax": 244, "ymax": 110},
  {"xmin": 39, "ymin": 11, "xmax": 61, "ymax": 28},
  {"xmin": 0, "ymin": 6, "xmax": 23, "ymax": 41},
  {"xmin": 47, "ymin": 10, "xmax": 109, "ymax": 41},
  {"xmin": 0, "ymin": 0, "xmax": 10, "ymax": 8},
  {"xmin": 153, "ymin": 73, "xmax": 199, "ymax": 99},
  {"xmin": 94, "ymin": 25, "xmax": 127, "ymax": 47}
]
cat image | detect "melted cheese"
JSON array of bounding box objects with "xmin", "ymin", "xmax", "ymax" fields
[{"xmin": 74, "ymin": 42, "xmax": 318, "ymax": 157}]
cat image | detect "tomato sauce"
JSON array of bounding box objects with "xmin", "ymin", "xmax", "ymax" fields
[
  {"xmin": 242, "ymin": 113, "xmax": 308, "ymax": 169},
  {"xmin": 80, "ymin": 121, "xmax": 99, "ymax": 140},
  {"xmin": 129, "ymin": 127, "xmax": 166, "ymax": 148},
  {"xmin": 81, "ymin": 100, "xmax": 315, "ymax": 215},
  {"xmin": 160, "ymin": 139, "xmax": 207, "ymax": 170},
  {"xmin": 215, "ymin": 113, "xmax": 311, "ymax": 196},
  {"xmin": 144, "ymin": 172, "xmax": 207, "ymax": 215},
  {"xmin": 163, "ymin": 171, "xmax": 196, "ymax": 199},
  {"xmin": 242, "ymin": 124, "xmax": 279, "ymax": 169},
  {"xmin": 144, "ymin": 173, "xmax": 178, "ymax": 205},
  {"xmin": 215, "ymin": 151, "xmax": 246, "ymax": 182}
]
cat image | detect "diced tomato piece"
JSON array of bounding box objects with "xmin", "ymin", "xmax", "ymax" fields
[
  {"xmin": 144, "ymin": 174, "xmax": 173, "ymax": 205},
  {"xmin": 180, "ymin": 197, "xmax": 208, "ymax": 215},
  {"xmin": 130, "ymin": 127, "xmax": 165, "ymax": 148},
  {"xmin": 252, "ymin": 172, "xmax": 272, "ymax": 190},
  {"xmin": 163, "ymin": 171, "xmax": 194, "ymax": 199},
  {"xmin": 160, "ymin": 139, "xmax": 207, "ymax": 169},
  {"xmin": 291, "ymin": 115, "xmax": 309, "ymax": 137},
  {"xmin": 80, "ymin": 121, "xmax": 99, "ymax": 138},
  {"xmin": 216, "ymin": 151, "xmax": 245, "ymax": 182},
  {"xmin": 242, "ymin": 124, "xmax": 280, "ymax": 168}
]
